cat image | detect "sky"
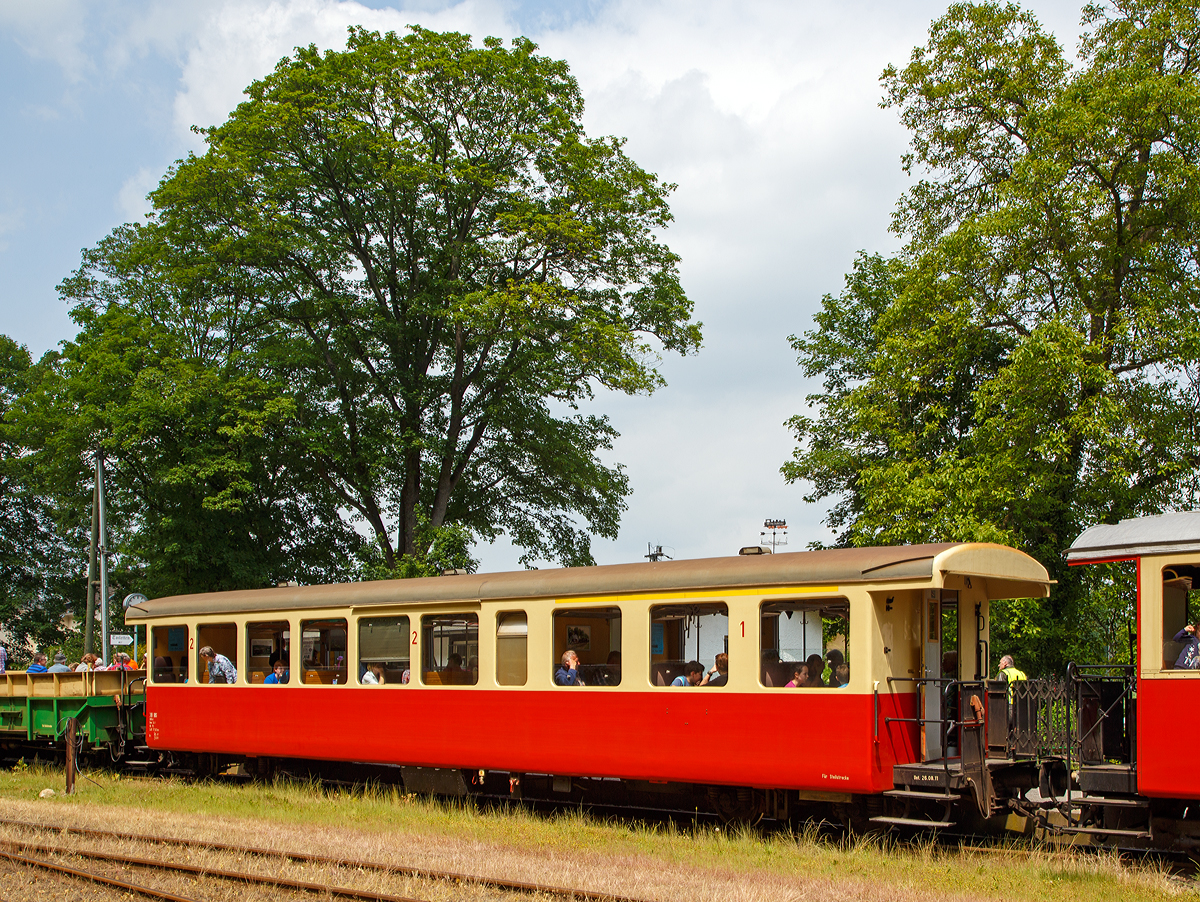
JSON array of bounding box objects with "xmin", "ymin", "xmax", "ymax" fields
[{"xmin": 0, "ymin": 0, "xmax": 1088, "ymax": 573}]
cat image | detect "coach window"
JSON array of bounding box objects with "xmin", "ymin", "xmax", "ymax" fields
[
  {"xmin": 421, "ymin": 614, "xmax": 478, "ymax": 685},
  {"xmin": 300, "ymin": 618, "xmax": 348, "ymax": 685},
  {"xmin": 553, "ymin": 606, "xmax": 621, "ymax": 685},
  {"xmin": 760, "ymin": 600, "xmax": 849, "ymax": 688},
  {"xmin": 150, "ymin": 625, "xmax": 189, "ymax": 684},
  {"xmin": 246, "ymin": 620, "xmax": 290, "ymax": 684},
  {"xmin": 196, "ymin": 623, "xmax": 239, "ymax": 684},
  {"xmin": 1162, "ymin": 566, "xmax": 1198, "ymax": 670},
  {"xmin": 496, "ymin": 612, "xmax": 528, "ymax": 686},
  {"xmin": 358, "ymin": 615, "xmax": 411, "ymax": 685},
  {"xmin": 649, "ymin": 602, "xmax": 727, "ymax": 687}
]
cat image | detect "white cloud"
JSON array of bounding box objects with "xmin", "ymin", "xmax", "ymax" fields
[
  {"xmin": 171, "ymin": 0, "xmax": 518, "ymax": 141},
  {"xmin": 0, "ymin": 0, "xmax": 91, "ymax": 81},
  {"xmin": 2, "ymin": 0, "xmax": 1093, "ymax": 570},
  {"xmin": 117, "ymin": 167, "xmax": 162, "ymax": 223},
  {"xmin": 0, "ymin": 202, "xmax": 25, "ymax": 253}
]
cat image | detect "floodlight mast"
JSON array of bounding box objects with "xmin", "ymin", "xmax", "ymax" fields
[
  {"xmin": 760, "ymin": 518, "xmax": 788, "ymax": 554},
  {"xmin": 645, "ymin": 543, "xmax": 672, "ymax": 563}
]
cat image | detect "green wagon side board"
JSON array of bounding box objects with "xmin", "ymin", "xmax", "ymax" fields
[{"xmin": 0, "ymin": 671, "xmax": 146, "ymax": 748}]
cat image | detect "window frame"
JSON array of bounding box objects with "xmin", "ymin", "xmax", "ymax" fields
[
  {"xmin": 196, "ymin": 621, "xmax": 240, "ymax": 686},
  {"xmin": 759, "ymin": 597, "xmax": 851, "ymax": 689},
  {"xmin": 420, "ymin": 613, "xmax": 479, "ymax": 686},
  {"xmin": 356, "ymin": 613, "xmax": 412, "ymax": 687},
  {"xmin": 648, "ymin": 600, "xmax": 728, "ymax": 689}
]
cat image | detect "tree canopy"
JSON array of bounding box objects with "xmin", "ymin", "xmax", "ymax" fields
[
  {"xmin": 36, "ymin": 25, "xmax": 698, "ymax": 601},
  {"xmin": 783, "ymin": 0, "xmax": 1200, "ymax": 673}
]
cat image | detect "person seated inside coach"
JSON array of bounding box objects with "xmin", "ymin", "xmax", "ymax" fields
[
  {"xmin": 804, "ymin": 654, "xmax": 826, "ymax": 687},
  {"xmin": 834, "ymin": 663, "xmax": 850, "ymax": 687},
  {"xmin": 603, "ymin": 650, "xmax": 622, "ymax": 686},
  {"xmin": 360, "ymin": 662, "xmax": 385, "ymax": 685},
  {"xmin": 671, "ymin": 660, "xmax": 707, "ymax": 686},
  {"xmin": 264, "ymin": 660, "xmax": 289, "ymax": 684},
  {"xmin": 785, "ymin": 662, "xmax": 809, "ymax": 688},
  {"xmin": 706, "ymin": 652, "xmax": 729, "ymax": 686},
  {"xmin": 555, "ymin": 650, "xmax": 584, "ymax": 685}
]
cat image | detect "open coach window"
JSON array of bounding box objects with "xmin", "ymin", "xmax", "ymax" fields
[
  {"xmin": 151, "ymin": 625, "xmax": 189, "ymax": 683},
  {"xmin": 358, "ymin": 615, "xmax": 411, "ymax": 685},
  {"xmin": 246, "ymin": 620, "xmax": 290, "ymax": 684},
  {"xmin": 553, "ymin": 606, "xmax": 621, "ymax": 686},
  {"xmin": 301, "ymin": 618, "xmax": 348, "ymax": 685},
  {"xmin": 650, "ymin": 602, "xmax": 727, "ymax": 687},
  {"xmin": 1162, "ymin": 566, "xmax": 1198, "ymax": 670},
  {"xmin": 196, "ymin": 623, "xmax": 238, "ymax": 684},
  {"xmin": 760, "ymin": 600, "xmax": 849, "ymax": 688},
  {"xmin": 422, "ymin": 614, "xmax": 478, "ymax": 685}
]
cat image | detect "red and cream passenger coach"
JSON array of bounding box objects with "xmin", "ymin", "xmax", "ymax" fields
[{"xmin": 130, "ymin": 542, "xmax": 1048, "ymax": 820}]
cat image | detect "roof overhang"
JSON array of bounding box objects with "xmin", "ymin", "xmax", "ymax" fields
[{"xmin": 1067, "ymin": 511, "xmax": 1200, "ymax": 564}]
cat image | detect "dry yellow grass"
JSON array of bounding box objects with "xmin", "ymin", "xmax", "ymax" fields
[{"xmin": 0, "ymin": 763, "xmax": 1191, "ymax": 902}]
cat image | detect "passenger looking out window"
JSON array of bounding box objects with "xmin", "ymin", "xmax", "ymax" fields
[
  {"xmin": 264, "ymin": 661, "xmax": 289, "ymax": 684},
  {"xmin": 1163, "ymin": 567, "xmax": 1199, "ymax": 671},
  {"xmin": 706, "ymin": 652, "xmax": 728, "ymax": 686},
  {"xmin": 199, "ymin": 646, "xmax": 237, "ymax": 684},
  {"xmin": 361, "ymin": 662, "xmax": 386, "ymax": 684},
  {"xmin": 196, "ymin": 623, "xmax": 238, "ymax": 684}
]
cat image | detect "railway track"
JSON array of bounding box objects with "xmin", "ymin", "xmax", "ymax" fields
[{"xmin": 0, "ymin": 816, "xmax": 645, "ymax": 902}]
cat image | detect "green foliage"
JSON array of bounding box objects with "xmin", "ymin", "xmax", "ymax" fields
[
  {"xmin": 784, "ymin": 0, "xmax": 1200, "ymax": 673},
  {"xmin": 0, "ymin": 335, "xmax": 80, "ymax": 657},
  {"xmin": 59, "ymin": 25, "xmax": 698, "ymax": 581}
]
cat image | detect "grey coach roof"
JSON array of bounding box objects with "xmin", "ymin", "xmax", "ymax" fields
[
  {"xmin": 126, "ymin": 542, "xmax": 1051, "ymax": 620},
  {"xmin": 1067, "ymin": 510, "xmax": 1200, "ymax": 563}
]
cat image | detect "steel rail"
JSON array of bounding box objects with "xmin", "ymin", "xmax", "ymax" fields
[
  {"xmin": 0, "ymin": 846, "xmax": 202, "ymax": 902},
  {"xmin": 0, "ymin": 817, "xmax": 643, "ymax": 902},
  {"xmin": 0, "ymin": 837, "xmax": 427, "ymax": 902}
]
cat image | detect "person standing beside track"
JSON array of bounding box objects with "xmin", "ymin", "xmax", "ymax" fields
[{"xmin": 199, "ymin": 646, "xmax": 238, "ymax": 684}]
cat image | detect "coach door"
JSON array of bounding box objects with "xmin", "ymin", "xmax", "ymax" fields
[{"xmin": 922, "ymin": 589, "xmax": 960, "ymax": 760}]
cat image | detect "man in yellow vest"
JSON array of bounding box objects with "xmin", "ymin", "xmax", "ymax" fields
[{"xmin": 999, "ymin": 654, "xmax": 1027, "ymax": 701}]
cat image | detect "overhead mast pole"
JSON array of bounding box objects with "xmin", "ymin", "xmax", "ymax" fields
[
  {"xmin": 97, "ymin": 452, "xmax": 110, "ymax": 660},
  {"xmin": 84, "ymin": 471, "xmax": 100, "ymax": 656}
]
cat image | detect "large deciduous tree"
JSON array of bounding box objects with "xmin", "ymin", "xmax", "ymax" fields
[
  {"xmin": 783, "ymin": 0, "xmax": 1200, "ymax": 673},
  {"xmin": 61, "ymin": 26, "xmax": 699, "ymax": 581},
  {"xmin": 0, "ymin": 336, "xmax": 80, "ymax": 658}
]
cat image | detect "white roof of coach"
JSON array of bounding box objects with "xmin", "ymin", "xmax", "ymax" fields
[{"xmin": 1067, "ymin": 510, "xmax": 1200, "ymax": 563}]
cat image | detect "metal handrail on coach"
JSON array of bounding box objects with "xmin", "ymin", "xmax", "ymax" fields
[{"xmin": 883, "ymin": 676, "xmax": 966, "ymax": 788}]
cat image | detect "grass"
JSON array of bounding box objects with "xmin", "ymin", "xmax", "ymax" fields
[{"xmin": 0, "ymin": 761, "xmax": 1193, "ymax": 902}]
